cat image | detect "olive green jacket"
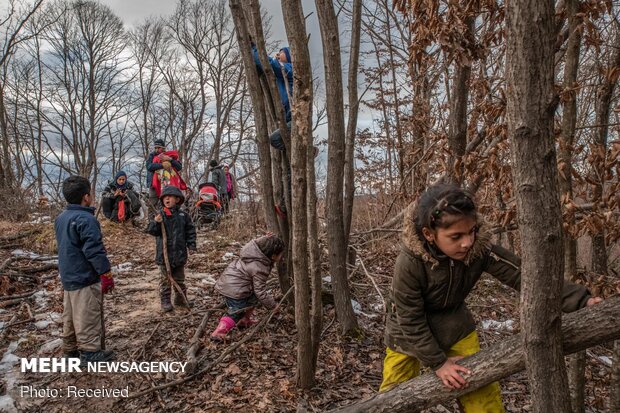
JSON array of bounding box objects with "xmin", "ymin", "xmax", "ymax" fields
[{"xmin": 384, "ymin": 213, "xmax": 591, "ymax": 370}]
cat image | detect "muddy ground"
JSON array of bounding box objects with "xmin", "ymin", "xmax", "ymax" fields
[{"xmin": 0, "ymin": 212, "xmax": 617, "ymax": 412}]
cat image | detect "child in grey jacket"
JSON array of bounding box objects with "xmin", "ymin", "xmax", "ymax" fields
[{"xmin": 211, "ymin": 235, "xmax": 285, "ymax": 341}]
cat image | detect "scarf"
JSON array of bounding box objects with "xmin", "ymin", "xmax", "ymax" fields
[{"xmin": 115, "ymin": 170, "xmax": 128, "ymax": 190}]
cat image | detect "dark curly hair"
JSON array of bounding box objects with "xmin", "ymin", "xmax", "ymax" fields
[
  {"xmin": 415, "ymin": 184, "xmax": 477, "ymax": 238},
  {"xmin": 62, "ymin": 175, "xmax": 91, "ymax": 205},
  {"xmin": 255, "ymin": 235, "xmax": 285, "ymax": 259}
]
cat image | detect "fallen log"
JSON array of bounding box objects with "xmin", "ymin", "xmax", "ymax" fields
[
  {"xmin": 331, "ymin": 296, "xmax": 620, "ymax": 413},
  {"xmin": 0, "ymin": 290, "xmax": 36, "ymax": 301},
  {"xmin": 0, "ymin": 295, "xmax": 35, "ymax": 308}
]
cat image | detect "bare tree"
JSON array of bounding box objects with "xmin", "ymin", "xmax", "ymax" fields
[
  {"xmin": 0, "ymin": 0, "xmax": 44, "ymax": 189},
  {"xmin": 42, "ymin": 0, "xmax": 130, "ymax": 191},
  {"xmin": 316, "ymin": 0, "xmax": 359, "ymax": 337},
  {"xmin": 506, "ymin": 0, "xmax": 572, "ymax": 411}
]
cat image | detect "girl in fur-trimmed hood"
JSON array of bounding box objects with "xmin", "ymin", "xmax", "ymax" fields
[{"xmin": 381, "ymin": 184, "xmax": 602, "ymax": 412}]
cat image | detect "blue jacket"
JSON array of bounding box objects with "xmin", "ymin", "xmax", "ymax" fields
[
  {"xmin": 253, "ymin": 45, "xmax": 293, "ymax": 122},
  {"xmin": 54, "ymin": 205, "xmax": 111, "ymax": 291},
  {"xmin": 146, "ymin": 152, "xmax": 183, "ymax": 188}
]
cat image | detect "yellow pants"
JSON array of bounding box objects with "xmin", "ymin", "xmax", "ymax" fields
[{"xmin": 380, "ymin": 331, "xmax": 505, "ymax": 413}]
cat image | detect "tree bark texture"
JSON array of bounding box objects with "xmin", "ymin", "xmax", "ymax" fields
[
  {"xmin": 343, "ymin": 0, "xmax": 362, "ymax": 247},
  {"xmin": 506, "ymin": 0, "xmax": 571, "ymax": 411},
  {"xmin": 280, "ymin": 0, "xmax": 317, "ymax": 389},
  {"xmin": 558, "ymin": 0, "xmax": 582, "ymax": 281},
  {"xmin": 228, "ymin": 0, "xmax": 279, "ymax": 235},
  {"xmin": 590, "ymin": 26, "xmax": 620, "ymax": 276},
  {"xmin": 331, "ymin": 297, "xmax": 620, "ymax": 413},
  {"xmin": 567, "ymin": 351, "xmax": 586, "ymax": 413},
  {"xmin": 612, "ymin": 340, "xmax": 620, "ymax": 412},
  {"xmin": 315, "ymin": 0, "xmax": 359, "ymax": 336},
  {"xmin": 559, "ymin": 3, "xmax": 586, "ymax": 410},
  {"xmin": 447, "ymin": 14, "xmax": 475, "ymax": 183}
]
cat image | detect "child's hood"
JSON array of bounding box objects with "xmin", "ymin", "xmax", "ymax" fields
[
  {"xmin": 239, "ymin": 240, "xmax": 272, "ymax": 267},
  {"xmin": 400, "ymin": 202, "xmax": 492, "ymax": 268}
]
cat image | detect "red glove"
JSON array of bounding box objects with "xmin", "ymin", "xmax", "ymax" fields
[{"xmin": 101, "ymin": 272, "xmax": 114, "ymax": 294}]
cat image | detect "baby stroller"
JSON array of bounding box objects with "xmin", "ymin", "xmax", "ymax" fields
[{"xmin": 195, "ymin": 182, "xmax": 221, "ymax": 230}]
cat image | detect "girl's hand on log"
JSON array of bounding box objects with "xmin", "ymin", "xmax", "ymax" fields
[
  {"xmin": 435, "ymin": 356, "xmax": 470, "ymax": 390},
  {"xmin": 586, "ymin": 297, "xmax": 603, "ymax": 306}
]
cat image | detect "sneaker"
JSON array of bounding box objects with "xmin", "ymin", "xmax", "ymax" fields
[{"xmin": 80, "ymin": 350, "xmax": 115, "ymax": 367}]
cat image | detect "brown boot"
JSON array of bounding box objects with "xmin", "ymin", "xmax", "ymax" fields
[{"xmin": 160, "ymin": 287, "xmax": 173, "ymax": 312}]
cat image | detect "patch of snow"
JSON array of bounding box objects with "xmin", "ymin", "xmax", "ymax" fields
[
  {"xmin": 34, "ymin": 320, "xmax": 53, "ymax": 330},
  {"xmin": 111, "ymin": 262, "xmax": 133, "ymax": 273},
  {"xmin": 481, "ymin": 319, "xmax": 515, "ymax": 332},
  {"xmin": 597, "ymin": 356, "xmax": 612, "ymax": 367},
  {"xmin": 38, "ymin": 338, "xmax": 63, "ymax": 355},
  {"xmin": 11, "ymin": 249, "xmax": 40, "ymax": 259},
  {"xmin": 25, "ymin": 213, "xmax": 51, "ymax": 224},
  {"xmin": 33, "ymin": 290, "xmax": 49, "ymax": 310},
  {"xmin": 0, "ymin": 339, "xmax": 25, "ymax": 413},
  {"xmin": 351, "ymin": 299, "xmax": 379, "ymax": 319},
  {"xmin": 322, "ymin": 275, "xmax": 332, "ymax": 283},
  {"xmin": 222, "ymin": 252, "xmax": 235, "ymax": 261}
]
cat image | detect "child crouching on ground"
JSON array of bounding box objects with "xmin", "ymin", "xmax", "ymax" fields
[
  {"xmin": 54, "ymin": 176, "xmax": 115, "ymax": 364},
  {"xmin": 211, "ymin": 235, "xmax": 285, "ymax": 340},
  {"xmin": 146, "ymin": 185, "xmax": 197, "ymax": 312}
]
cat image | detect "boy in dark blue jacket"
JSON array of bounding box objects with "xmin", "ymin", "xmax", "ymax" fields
[
  {"xmin": 146, "ymin": 186, "xmax": 197, "ymax": 312},
  {"xmin": 55, "ymin": 176, "xmax": 115, "ymax": 364}
]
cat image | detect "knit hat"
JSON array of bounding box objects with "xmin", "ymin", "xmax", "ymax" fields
[
  {"xmin": 154, "ymin": 139, "xmax": 165, "ymax": 148},
  {"xmin": 209, "ymin": 160, "xmax": 218, "ymax": 168},
  {"xmin": 159, "ymin": 185, "xmax": 185, "ymax": 205},
  {"xmin": 280, "ymin": 47, "xmax": 291, "ymax": 64}
]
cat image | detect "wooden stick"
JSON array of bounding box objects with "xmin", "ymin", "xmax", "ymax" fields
[
  {"xmin": 130, "ymin": 321, "xmax": 162, "ymax": 360},
  {"xmin": 128, "ymin": 287, "xmax": 293, "ymax": 399},
  {"xmin": 160, "ymin": 220, "xmax": 191, "ymax": 309},
  {"xmin": 0, "ymin": 296, "xmax": 34, "ymax": 308},
  {"xmin": 0, "ymin": 290, "xmax": 36, "ymax": 301},
  {"xmin": 352, "ymin": 247, "xmax": 386, "ymax": 313},
  {"xmin": 186, "ymin": 302, "xmax": 227, "ymax": 373}
]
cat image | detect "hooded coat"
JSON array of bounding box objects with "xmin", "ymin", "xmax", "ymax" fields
[
  {"xmin": 146, "ymin": 187, "xmax": 197, "ymax": 268},
  {"xmin": 215, "ymin": 240, "xmax": 277, "ymax": 309},
  {"xmin": 252, "ymin": 45, "xmax": 293, "ymax": 122},
  {"xmin": 209, "ymin": 165, "xmax": 227, "ymax": 196},
  {"xmin": 384, "ymin": 206, "xmax": 592, "ymax": 370}
]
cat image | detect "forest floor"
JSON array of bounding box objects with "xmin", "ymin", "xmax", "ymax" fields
[{"xmin": 0, "ymin": 209, "xmax": 617, "ymax": 412}]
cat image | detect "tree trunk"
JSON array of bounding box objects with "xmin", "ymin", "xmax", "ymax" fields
[
  {"xmin": 567, "ymin": 351, "xmax": 585, "ymax": 413},
  {"xmin": 316, "ymin": 0, "xmax": 359, "ymax": 337},
  {"xmin": 590, "ymin": 25, "xmax": 620, "ymax": 276},
  {"xmin": 558, "ymin": 0, "xmax": 581, "ymax": 281},
  {"xmin": 280, "ymin": 0, "xmax": 317, "ymax": 389},
  {"xmin": 559, "ymin": 2, "xmax": 585, "ymax": 409},
  {"xmin": 506, "ymin": 0, "xmax": 571, "ymax": 411},
  {"xmin": 228, "ymin": 0, "xmax": 279, "ymax": 235},
  {"xmin": 331, "ymin": 297, "xmax": 620, "ymax": 413},
  {"xmin": 612, "ymin": 340, "xmax": 620, "ymax": 412},
  {"xmin": 343, "ymin": 0, "xmax": 362, "ymax": 247},
  {"xmin": 447, "ymin": 14, "xmax": 475, "ymax": 184}
]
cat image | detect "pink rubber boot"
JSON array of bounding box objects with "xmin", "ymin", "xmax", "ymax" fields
[
  {"xmin": 236, "ymin": 308, "xmax": 258, "ymax": 329},
  {"xmin": 210, "ymin": 316, "xmax": 236, "ymax": 341}
]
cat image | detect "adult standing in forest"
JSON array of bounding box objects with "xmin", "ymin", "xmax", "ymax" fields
[
  {"xmin": 145, "ymin": 139, "xmax": 182, "ymax": 212},
  {"xmin": 252, "ymin": 43, "xmax": 293, "ymax": 151},
  {"xmin": 207, "ymin": 160, "xmax": 227, "ymax": 202}
]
